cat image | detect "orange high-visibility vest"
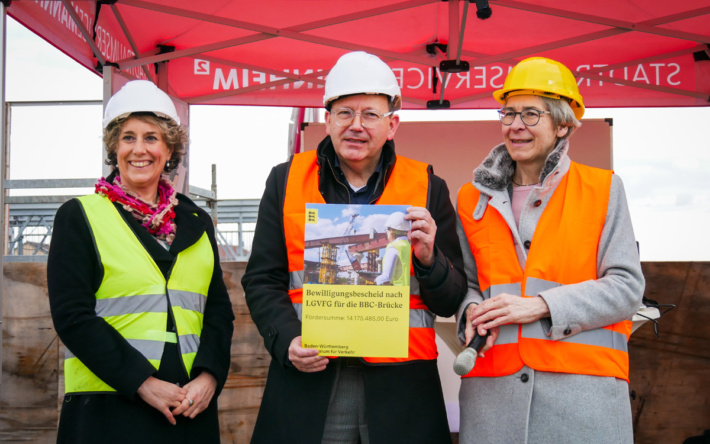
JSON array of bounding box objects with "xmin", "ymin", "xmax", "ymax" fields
[
  {"xmin": 283, "ymin": 150, "xmax": 437, "ymax": 363},
  {"xmin": 457, "ymin": 162, "xmax": 632, "ymax": 381}
]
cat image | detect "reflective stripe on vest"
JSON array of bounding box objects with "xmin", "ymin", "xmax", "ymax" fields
[
  {"xmin": 65, "ymin": 194, "xmax": 214, "ymax": 394},
  {"xmin": 283, "ymin": 150, "xmax": 437, "ymax": 363},
  {"xmin": 457, "ymin": 162, "xmax": 631, "ymax": 381}
]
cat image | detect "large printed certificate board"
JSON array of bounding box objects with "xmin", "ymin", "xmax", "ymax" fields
[{"xmin": 301, "ymin": 203, "xmax": 411, "ymax": 357}]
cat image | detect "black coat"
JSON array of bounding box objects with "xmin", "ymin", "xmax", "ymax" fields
[
  {"xmin": 242, "ymin": 137, "xmax": 466, "ymax": 444},
  {"xmin": 48, "ymin": 188, "xmax": 234, "ymax": 444}
]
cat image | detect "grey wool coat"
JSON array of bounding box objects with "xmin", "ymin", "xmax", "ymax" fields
[{"xmin": 455, "ymin": 139, "xmax": 645, "ymax": 444}]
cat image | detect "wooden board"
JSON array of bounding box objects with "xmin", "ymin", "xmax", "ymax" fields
[
  {"xmin": 629, "ymin": 262, "xmax": 710, "ymax": 443},
  {"xmin": 2, "ymin": 261, "xmax": 709, "ymax": 443},
  {"xmin": 303, "ymin": 119, "xmax": 613, "ymax": 198},
  {"xmin": 0, "ymin": 262, "xmax": 58, "ymax": 443},
  {"xmin": 216, "ymin": 262, "xmax": 270, "ymax": 443},
  {"xmin": 0, "ymin": 261, "xmax": 271, "ymax": 444}
]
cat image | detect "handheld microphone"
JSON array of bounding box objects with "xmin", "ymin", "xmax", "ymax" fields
[{"xmin": 453, "ymin": 331, "xmax": 489, "ymax": 376}]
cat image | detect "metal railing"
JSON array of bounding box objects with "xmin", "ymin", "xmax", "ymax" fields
[{"xmin": 4, "ymin": 178, "xmax": 259, "ymax": 262}]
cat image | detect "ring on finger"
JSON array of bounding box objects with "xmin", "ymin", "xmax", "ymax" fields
[{"xmin": 187, "ymin": 398, "xmax": 194, "ymax": 407}]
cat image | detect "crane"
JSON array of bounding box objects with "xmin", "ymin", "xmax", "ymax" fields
[
  {"xmin": 341, "ymin": 214, "xmax": 361, "ymax": 271},
  {"xmin": 320, "ymin": 213, "xmax": 360, "ymax": 283}
]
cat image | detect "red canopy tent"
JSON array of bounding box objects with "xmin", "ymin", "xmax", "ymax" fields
[
  {"xmin": 7, "ymin": 0, "xmax": 710, "ymax": 110},
  {"xmin": 1, "ymin": 3, "xmax": 709, "ymax": 441}
]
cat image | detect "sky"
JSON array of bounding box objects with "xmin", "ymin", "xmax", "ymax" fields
[
  {"xmin": 303, "ymin": 203, "xmax": 410, "ymax": 264},
  {"xmin": 4, "ymin": 17, "xmax": 709, "ymax": 261}
]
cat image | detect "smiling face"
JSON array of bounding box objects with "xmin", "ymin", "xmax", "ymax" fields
[
  {"xmin": 116, "ymin": 117, "xmax": 173, "ymax": 202},
  {"xmin": 325, "ymin": 94, "xmax": 399, "ymax": 178},
  {"xmin": 502, "ymin": 95, "xmax": 567, "ymax": 171}
]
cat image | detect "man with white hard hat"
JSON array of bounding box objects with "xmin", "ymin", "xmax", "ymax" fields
[{"xmin": 243, "ymin": 51, "xmax": 466, "ymax": 443}]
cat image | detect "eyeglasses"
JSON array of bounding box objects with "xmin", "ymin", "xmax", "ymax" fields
[
  {"xmin": 498, "ymin": 108, "xmax": 550, "ymax": 127},
  {"xmin": 332, "ymin": 108, "xmax": 394, "ymax": 129},
  {"xmin": 636, "ymin": 297, "xmax": 676, "ymax": 338}
]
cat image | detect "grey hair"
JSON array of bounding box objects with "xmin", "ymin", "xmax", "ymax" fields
[{"xmin": 540, "ymin": 96, "xmax": 581, "ymax": 139}]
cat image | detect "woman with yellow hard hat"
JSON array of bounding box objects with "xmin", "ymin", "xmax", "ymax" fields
[
  {"xmin": 47, "ymin": 80, "xmax": 234, "ymax": 444},
  {"xmin": 454, "ymin": 57, "xmax": 644, "ymax": 443}
]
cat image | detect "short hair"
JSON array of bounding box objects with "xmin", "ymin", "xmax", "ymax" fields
[
  {"xmin": 103, "ymin": 113, "xmax": 187, "ymax": 173},
  {"xmin": 540, "ymin": 96, "xmax": 581, "ymax": 139}
]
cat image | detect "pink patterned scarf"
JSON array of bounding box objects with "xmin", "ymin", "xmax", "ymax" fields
[{"xmin": 95, "ymin": 175, "xmax": 178, "ymax": 245}]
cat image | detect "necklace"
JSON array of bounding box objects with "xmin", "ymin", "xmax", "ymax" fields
[{"xmin": 511, "ymin": 177, "xmax": 540, "ymax": 187}]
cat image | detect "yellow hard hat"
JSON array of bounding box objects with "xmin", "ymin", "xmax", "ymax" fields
[{"xmin": 493, "ymin": 57, "xmax": 585, "ymax": 120}]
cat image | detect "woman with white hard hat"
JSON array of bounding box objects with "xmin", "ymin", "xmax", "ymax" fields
[
  {"xmin": 48, "ymin": 80, "xmax": 234, "ymax": 444},
  {"xmin": 455, "ymin": 57, "xmax": 644, "ymax": 443}
]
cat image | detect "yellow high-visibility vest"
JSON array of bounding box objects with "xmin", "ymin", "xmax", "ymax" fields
[
  {"xmin": 383, "ymin": 238, "xmax": 411, "ymax": 286},
  {"xmin": 64, "ymin": 194, "xmax": 214, "ymax": 394}
]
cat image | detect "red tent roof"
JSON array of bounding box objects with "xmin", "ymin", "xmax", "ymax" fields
[{"xmin": 9, "ymin": 0, "xmax": 710, "ymax": 109}]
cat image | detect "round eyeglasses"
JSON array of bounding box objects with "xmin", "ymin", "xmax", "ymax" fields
[
  {"xmin": 332, "ymin": 108, "xmax": 394, "ymax": 129},
  {"xmin": 498, "ymin": 108, "xmax": 550, "ymax": 127}
]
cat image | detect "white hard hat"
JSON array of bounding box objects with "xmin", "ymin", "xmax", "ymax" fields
[
  {"xmin": 323, "ymin": 51, "xmax": 402, "ymax": 111},
  {"xmin": 102, "ymin": 80, "xmax": 180, "ymax": 128},
  {"xmin": 385, "ymin": 212, "xmax": 409, "ymax": 232}
]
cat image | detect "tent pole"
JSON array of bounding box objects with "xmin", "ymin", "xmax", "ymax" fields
[
  {"xmin": 0, "ymin": 1, "xmax": 7, "ymax": 383},
  {"xmin": 109, "ymin": 4, "xmax": 154, "ymax": 82},
  {"xmin": 102, "ymin": 68, "xmax": 115, "ymax": 178},
  {"xmin": 59, "ymin": 0, "xmax": 107, "ymax": 67},
  {"xmin": 435, "ymin": 0, "xmax": 468, "ymax": 106},
  {"xmin": 448, "ymin": 0, "xmax": 459, "ymax": 65},
  {"xmin": 457, "ymin": 1, "xmax": 469, "ymax": 64}
]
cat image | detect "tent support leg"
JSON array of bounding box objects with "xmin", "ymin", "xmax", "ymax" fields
[{"xmin": 0, "ymin": 1, "xmax": 7, "ymax": 384}]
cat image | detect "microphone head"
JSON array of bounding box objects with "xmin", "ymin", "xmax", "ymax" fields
[{"xmin": 453, "ymin": 348, "xmax": 478, "ymax": 376}]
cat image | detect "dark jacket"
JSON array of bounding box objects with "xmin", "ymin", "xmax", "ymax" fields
[
  {"xmin": 48, "ymin": 187, "xmax": 234, "ymax": 444},
  {"xmin": 242, "ymin": 137, "xmax": 466, "ymax": 444}
]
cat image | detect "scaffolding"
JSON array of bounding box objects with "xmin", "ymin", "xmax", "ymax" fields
[
  {"xmin": 318, "ymin": 242, "xmax": 338, "ymax": 284},
  {"xmin": 4, "ymin": 179, "xmax": 259, "ymax": 262},
  {"xmin": 366, "ymin": 249, "xmax": 380, "ymax": 273}
]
